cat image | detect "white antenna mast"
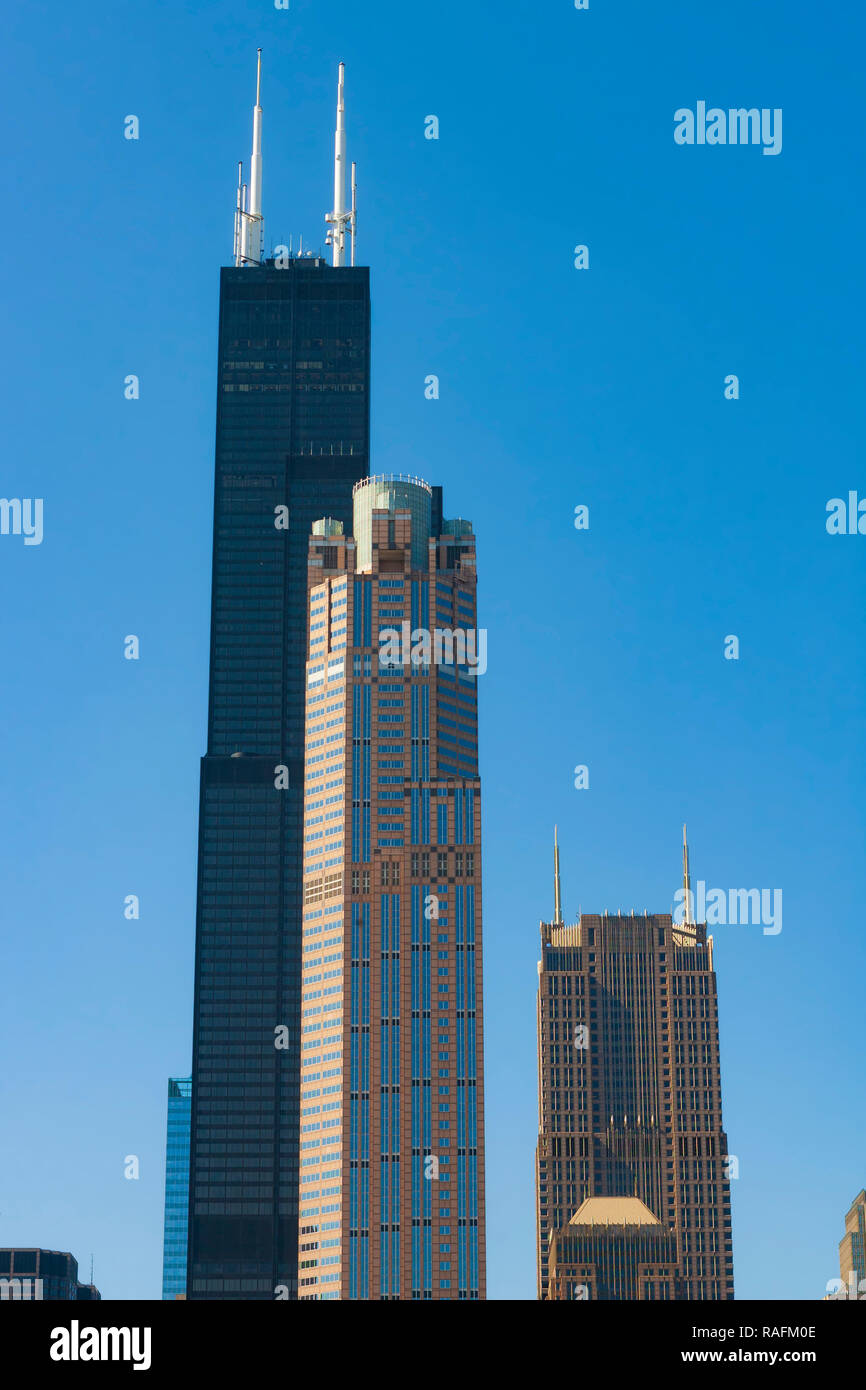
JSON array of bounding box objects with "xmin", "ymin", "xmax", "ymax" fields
[
  {"xmin": 350, "ymin": 161, "xmax": 357, "ymax": 266},
  {"xmin": 233, "ymin": 161, "xmax": 243, "ymax": 265},
  {"xmin": 238, "ymin": 49, "xmax": 264, "ymax": 266},
  {"xmin": 326, "ymin": 62, "xmax": 354, "ymax": 266}
]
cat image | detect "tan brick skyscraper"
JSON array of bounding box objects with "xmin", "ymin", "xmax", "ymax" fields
[
  {"xmin": 535, "ymin": 832, "xmax": 734, "ymax": 1300},
  {"xmin": 837, "ymin": 1190, "xmax": 866, "ymax": 1299},
  {"xmin": 296, "ymin": 476, "xmax": 485, "ymax": 1300}
]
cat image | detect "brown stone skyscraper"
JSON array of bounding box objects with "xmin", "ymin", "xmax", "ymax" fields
[
  {"xmin": 296, "ymin": 476, "xmax": 485, "ymax": 1300},
  {"xmin": 837, "ymin": 1190, "xmax": 866, "ymax": 1300},
  {"xmin": 535, "ymin": 831, "xmax": 734, "ymax": 1300}
]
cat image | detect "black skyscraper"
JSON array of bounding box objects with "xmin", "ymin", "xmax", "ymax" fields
[{"xmin": 187, "ymin": 249, "xmax": 370, "ymax": 1299}]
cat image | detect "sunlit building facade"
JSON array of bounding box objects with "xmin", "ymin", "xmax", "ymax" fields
[
  {"xmin": 296, "ymin": 475, "xmax": 485, "ymax": 1299},
  {"xmin": 838, "ymin": 1189, "xmax": 866, "ymax": 1300}
]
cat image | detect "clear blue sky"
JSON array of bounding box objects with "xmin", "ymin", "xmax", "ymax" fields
[{"xmin": 2, "ymin": 0, "xmax": 863, "ymax": 1301}]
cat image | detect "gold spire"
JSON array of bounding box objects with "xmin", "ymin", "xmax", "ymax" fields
[
  {"xmin": 682, "ymin": 823, "xmax": 693, "ymax": 925},
  {"xmin": 553, "ymin": 825, "xmax": 563, "ymax": 925}
]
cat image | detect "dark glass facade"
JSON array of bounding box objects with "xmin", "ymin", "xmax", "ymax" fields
[
  {"xmin": 162, "ymin": 1076, "xmax": 192, "ymax": 1299},
  {"xmin": 187, "ymin": 257, "xmax": 370, "ymax": 1300},
  {"xmin": 0, "ymin": 1249, "xmax": 100, "ymax": 1301}
]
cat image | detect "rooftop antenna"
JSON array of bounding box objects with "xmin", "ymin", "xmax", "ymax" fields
[
  {"xmin": 350, "ymin": 161, "xmax": 357, "ymax": 266},
  {"xmin": 326, "ymin": 62, "xmax": 354, "ymax": 266},
  {"xmin": 238, "ymin": 50, "xmax": 264, "ymax": 266},
  {"xmin": 682, "ymin": 823, "xmax": 694, "ymax": 925},
  {"xmin": 553, "ymin": 826, "xmax": 563, "ymax": 925},
  {"xmin": 233, "ymin": 161, "xmax": 243, "ymax": 265}
]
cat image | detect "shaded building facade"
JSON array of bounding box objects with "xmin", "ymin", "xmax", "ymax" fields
[
  {"xmin": 187, "ymin": 254, "xmax": 371, "ymax": 1301},
  {"xmin": 0, "ymin": 1250, "xmax": 100, "ymax": 1301},
  {"xmin": 535, "ymin": 837, "xmax": 734, "ymax": 1300},
  {"xmin": 162, "ymin": 1076, "xmax": 192, "ymax": 1299},
  {"xmin": 295, "ymin": 475, "xmax": 485, "ymax": 1299}
]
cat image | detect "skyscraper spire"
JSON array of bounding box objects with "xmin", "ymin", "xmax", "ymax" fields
[
  {"xmin": 350, "ymin": 160, "xmax": 357, "ymax": 266},
  {"xmin": 682, "ymin": 823, "xmax": 693, "ymax": 925},
  {"xmin": 233, "ymin": 161, "xmax": 243, "ymax": 265},
  {"xmin": 237, "ymin": 49, "xmax": 264, "ymax": 266},
  {"xmin": 553, "ymin": 825, "xmax": 563, "ymax": 925},
  {"xmin": 326, "ymin": 62, "xmax": 355, "ymax": 266},
  {"xmin": 333, "ymin": 61, "xmax": 345, "ymax": 262}
]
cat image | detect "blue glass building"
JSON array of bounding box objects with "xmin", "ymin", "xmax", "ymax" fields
[{"xmin": 161, "ymin": 1076, "xmax": 192, "ymax": 1299}]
